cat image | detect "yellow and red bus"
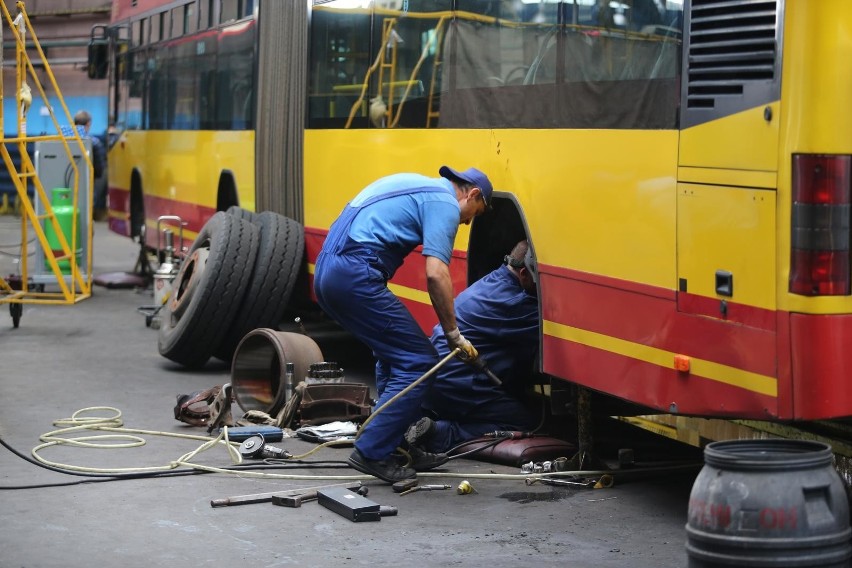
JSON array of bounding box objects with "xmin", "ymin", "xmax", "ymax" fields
[{"xmin": 98, "ymin": 1, "xmax": 852, "ymax": 431}]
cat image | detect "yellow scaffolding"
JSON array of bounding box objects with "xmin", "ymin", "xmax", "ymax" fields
[{"xmin": 0, "ymin": 1, "xmax": 93, "ymax": 327}]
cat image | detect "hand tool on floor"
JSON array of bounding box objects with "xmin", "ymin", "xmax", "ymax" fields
[
  {"xmin": 399, "ymin": 484, "xmax": 452, "ymax": 496},
  {"xmin": 238, "ymin": 434, "xmax": 292, "ymax": 459},
  {"xmin": 210, "ymin": 480, "xmax": 363, "ymax": 508},
  {"xmin": 525, "ymin": 474, "xmax": 614, "ymax": 489},
  {"xmin": 392, "ymin": 478, "xmax": 419, "ymax": 493},
  {"xmin": 526, "ymin": 476, "xmax": 595, "ymax": 488},
  {"xmin": 272, "ymin": 483, "xmax": 366, "ymax": 508}
]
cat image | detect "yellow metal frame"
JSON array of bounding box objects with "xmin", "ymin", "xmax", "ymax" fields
[
  {"xmin": 342, "ymin": 16, "xmax": 448, "ymax": 130},
  {"xmin": 0, "ymin": 1, "xmax": 93, "ymax": 311}
]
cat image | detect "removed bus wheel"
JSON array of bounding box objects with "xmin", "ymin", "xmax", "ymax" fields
[
  {"xmin": 225, "ymin": 205, "xmax": 259, "ymax": 224},
  {"xmin": 213, "ymin": 211, "xmax": 305, "ymax": 362},
  {"xmin": 157, "ymin": 212, "xmax": 260, "ymax": 368}
]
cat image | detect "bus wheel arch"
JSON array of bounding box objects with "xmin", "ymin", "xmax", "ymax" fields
[
  {"xmin": 217, "ymin": 170, "xmax": 239, "ymax": 211},
  {"xmin": 129, "ymin": 169, "xmax": 145, "ymax": 241},
  {"xmin": 468, "ymin": 193, "xmax": 534, "ymax": 287}
]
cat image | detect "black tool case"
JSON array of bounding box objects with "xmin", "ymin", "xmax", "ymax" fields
[{"xmin": 317, "ymin": 486, "xmax": 381, "ymax": 522}]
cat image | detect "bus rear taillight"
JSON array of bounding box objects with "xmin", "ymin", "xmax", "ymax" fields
[{"xmin": 790, "ymin": 154, "xmax": 852, "ymax": 296}]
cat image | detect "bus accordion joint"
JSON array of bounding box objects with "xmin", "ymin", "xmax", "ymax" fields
[{"xmin": 789, "ymin": 154, "xmax": 852, "ymax": 297}]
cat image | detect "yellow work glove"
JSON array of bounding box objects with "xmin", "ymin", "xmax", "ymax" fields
[{"xmin": 445, "ymin": 327, "xmax": 479, "ymax": 361}]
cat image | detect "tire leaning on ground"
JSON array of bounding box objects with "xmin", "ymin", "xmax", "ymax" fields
[
  {"xmin": 158, "ymin": 212, "xmax": 260, "ymax": 368},
  {"xmin": 213, "ymin": 211, "xmax": 305, "ymax": 362}
]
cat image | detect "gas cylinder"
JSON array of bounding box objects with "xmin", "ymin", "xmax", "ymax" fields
[
  {"xmin": 153, "ymin": 229, "xmax": 179, "ymax": 306},
  {"xmin": 43, "ymin": 187, "xmax": 81, "ymax": 274}
]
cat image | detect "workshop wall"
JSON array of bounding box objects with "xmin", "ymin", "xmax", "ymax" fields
[{"xmin": 1, "ymin": 0, "xmax": 111, "ymax": 136}]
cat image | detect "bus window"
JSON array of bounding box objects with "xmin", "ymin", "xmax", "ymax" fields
[
  {"xmin": 308, "ymin": 4, "xmax": 372, "ymax": 128},
  {"xmin": 147, "ymin": 52, "xmax": 169, "ymax": 129},
  {"xmin": 217, "ymin": 21, "xmax": 256, "ymax": 130},
  {"xmin": 308, "ymin": 0, "xmax": 452, "ymax": 129},
  {"xmin": 116, "ymin": 49, "xmax": 142, "ymax": 130},
  {"xmin": 438, "ymin": 1, "xmax": 682, "ymax": 129},
  {"xmin": 308, "ymin": 1, "xmax": 681, "ymax": 130},
  {"xmin": 197, "ymin": 35, "xmax": 218, "ymax": 130},
  {"xmin": 172, "ymin": 40, "xmax": 199, "ymax": 129}
]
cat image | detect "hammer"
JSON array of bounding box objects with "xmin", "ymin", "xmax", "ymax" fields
[{"xmin": 272, "ymin": 483, "xmax": 365, "ymax": 508}]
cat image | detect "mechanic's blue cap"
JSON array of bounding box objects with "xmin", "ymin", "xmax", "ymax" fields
[{"xmin": 439, "ymin": 165, "xmax": 494, "ymax": 210}]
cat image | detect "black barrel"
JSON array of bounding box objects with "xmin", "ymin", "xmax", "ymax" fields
[{"xmin": 686, "ymin": 439, "xmax": 851, "ymax": 567}]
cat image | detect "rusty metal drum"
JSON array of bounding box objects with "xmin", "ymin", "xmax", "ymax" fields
[{"xmin": 686, "ymin": 439, "xmax": 851, "ymax": 567}]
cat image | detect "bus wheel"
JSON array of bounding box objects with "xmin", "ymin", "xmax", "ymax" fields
[
  {"xmin": 226, "ymin": 205, "xmax": 259, "ymax": 223},
  {"xmin": 213, "ymin": 212, "xmax": 305, "ymax": 361},
  {"xmin": 157, "ymin": 212, "xmax": 259, "ymax": 368}
]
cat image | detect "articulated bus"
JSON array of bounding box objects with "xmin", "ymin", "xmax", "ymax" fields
[{"xmin": 96, "ymin": 0, "xmax": 852, "ymax": 455}]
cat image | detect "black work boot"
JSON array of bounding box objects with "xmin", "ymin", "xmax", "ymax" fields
[
  {"xmin": 348, "ymin": 449, "xmax": 416, "ymax": 483},
  {"xmin": 408, "ymin": 446, "xmax": 449, "ymax": 472},
  {"xmin": 404, "ymin": 417, "xmax": 436, "ymax": 448}
]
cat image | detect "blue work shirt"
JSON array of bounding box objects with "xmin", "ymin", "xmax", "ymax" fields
[
  {"xmin": 348, "ymin": 173, "xmax": 460, "ymax": 266},
  {"xmin": 60, "ymin": 124, "xmax": 105, "ymax": 179},
  {"xmin": 427, "ymin": 265, "xmax": 540, "ymax": 410}
]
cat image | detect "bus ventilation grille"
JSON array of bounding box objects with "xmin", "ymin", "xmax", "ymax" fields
[{"xmin": 683, "ymin": 0, "xmax": 779, "ymax": 122}]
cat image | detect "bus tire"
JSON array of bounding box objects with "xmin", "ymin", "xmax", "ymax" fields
[
  {"xmin": 213, "ymin": 211, "xmax": 305, "ymax": 362},
  {"xmin": 157, "ymin": 212, "xmax": 260, "ymax": 368},
  {"xmin": 226, "ymin": 205, "xmax": 259, "ymax": 223}
]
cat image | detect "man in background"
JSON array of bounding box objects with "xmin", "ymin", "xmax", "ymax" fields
[{"xmin": 63, "ymin": 110, "xmax": 106, "ymax": 220}]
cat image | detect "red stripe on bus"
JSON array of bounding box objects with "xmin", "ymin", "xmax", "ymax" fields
[
  {"xmin": 790, "ymin": 313, "xmax": 852, "ymax": 420},
  {"xmin": 142, "ymin": 195, "xmax": 216, "ymax": 234},
  {"xmin": 106, "ymin": 188, "xmax": 215, "ymax": 237},
  {"xmin": 543, "ymin": 334, "xmax": 777, "ymax": 418},
  {"xmin": 543, "ymin": 265, "xmax": 676, "ymax": 301},
  {"xmin": 539, "ymin": 270, "xmax": 778, "ymax": 378},
  {"xmin": 677, "ymin": 292, "xmax": 775, "ymax": 331},
  {"xmin": 304, "ymin": 226, "xmax": 465, "ymax": 334}
]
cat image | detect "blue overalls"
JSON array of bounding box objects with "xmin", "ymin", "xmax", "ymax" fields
[
  {"xmin": 314, "ymin": 187, "xmax": 447, "ymax": 461},
  {"xmin": 421, "ymin": 265, "xmax": 540, "ymax": 452}
]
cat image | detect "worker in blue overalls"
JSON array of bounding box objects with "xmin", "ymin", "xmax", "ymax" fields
[
  {"xmin": 314, "ymin": 165, "xmax": 492, "ymax": 483},
  {"xmin": 405, "ymin": 240, "xmax": 540, "ymax": 453}
]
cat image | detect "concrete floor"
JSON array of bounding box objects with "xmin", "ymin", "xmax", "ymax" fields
[{"xmin": 0, "ymin": 215, "xmax": 701, "ymax": 567}]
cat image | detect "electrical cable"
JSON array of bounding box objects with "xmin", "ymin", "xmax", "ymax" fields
[
  {"xmin": 0, "ymin": 406, "xmax": 702, "ymax": 489},
  {"xmin": 1, "ymin": 407, "xmax": 370, "ymax": 484},
  {"xmin": 442, "ymin": 379, "xmax": 550, "ymax": 462},
  {"xmin": 445, "ymin": 435, "xmax": 510, "ymax": 461}
]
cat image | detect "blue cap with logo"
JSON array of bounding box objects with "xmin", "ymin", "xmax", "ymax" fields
[{"xmin": 439, "ymin": 165, "xmax": 494, "ymax": 210}]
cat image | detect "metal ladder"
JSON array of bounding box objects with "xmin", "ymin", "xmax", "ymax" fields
[{"xmin": 0, "ymin": 1, "xmax": 93, "ymax": 327}]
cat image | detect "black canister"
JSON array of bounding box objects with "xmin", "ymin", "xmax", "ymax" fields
[{"xmin": 686, "ymin": 439, "xmax": 851, "ymax": 567}]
